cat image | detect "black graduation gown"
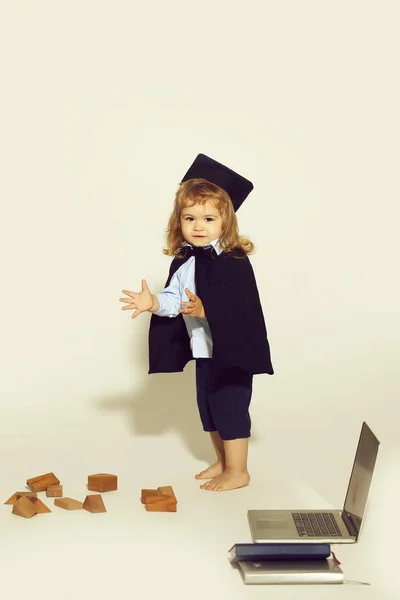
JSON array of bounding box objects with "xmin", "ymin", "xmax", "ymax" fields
[{"xmin": 148, "ymin": 250, "xmax": 274, "ymax": 379}]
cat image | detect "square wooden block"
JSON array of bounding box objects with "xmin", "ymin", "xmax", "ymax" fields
[
  {"xmin": 46, "ymin": 485, "xmax": 63, "ymax": 497},
  {"xmin": 87, "ymin": 473, "xmax": 117, "ymax": 493}
]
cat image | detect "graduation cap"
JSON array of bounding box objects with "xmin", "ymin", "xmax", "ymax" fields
[{"xmin": 181, "ymin": 153, "xmax": 253, "ymax": 212}]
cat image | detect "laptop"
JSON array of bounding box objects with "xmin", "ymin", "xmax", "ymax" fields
[{"xmin": 248, "ymin": 421, "xmax": 380, "ymax": 544}]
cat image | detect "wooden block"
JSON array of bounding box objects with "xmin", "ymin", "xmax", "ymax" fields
[
  {"xmin": 141, "ymin": 489, "xmax": 159, "ymax": 504},
  {"xmin": 5, "ymin": 491, "xmax": 37, "ymax": 505},
  {"xmin": 145, "ymin": 497, "xmax": 177, "ymax": 513},
  {"xmin": 141, "ymin": 486, "xmax": 178, "ymax": 512},
  {"xmin": 12, "ymin": 496, "xmax": 38, "ymax": 518},
  {"xmin": 157, "ymin": 486, "xmax": 177, "ymax": 501},
  {"xmin": 27, "ymin": 472, "xmax": 60, "ymax": 492},
  {"xmin": 87, "ymin": 473, "xmax": 117, "ymax": 493},
  {"xmin": 144, "ymin": 494, "xmax": 167, "ymax": 505},
  {"xmin": 83, "ymin": 494, "xmax": 106, "ymax": 513},
  {"xmin": 16, "ymin": 492, "xmax": 38, "ymax": 501},
  {"xmin": 54, "ymin": 497, "xmax": 83, "ymax": 511},
  {"xmin": 46, "ymin": 485, "xmax": 63, "ymax": 497},
  {"xmin": 30, "ymin": 497, "xmax": 51, "ymax": 513},
  {"xmin": 141, "ymin": 491, "xmax": 169, "ymax": 504}
]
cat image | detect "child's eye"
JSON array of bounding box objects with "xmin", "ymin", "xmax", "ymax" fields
[
  {"xmin": 184, "ymin": 216, "xmax": 194, "ymax": 221},
  {"xmin": 205, "ymin": 218, "xmax": 214, "ymax": 222}
]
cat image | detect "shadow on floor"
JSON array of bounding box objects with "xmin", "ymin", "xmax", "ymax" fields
[{"xmin": 93, "ymin": 343, "xmax": 214, "ymax": 463}]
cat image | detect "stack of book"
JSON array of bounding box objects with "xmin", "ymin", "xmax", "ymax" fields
[{"xmin": 228, "ymin": 543, "xmax": 343, "ymax": 585}]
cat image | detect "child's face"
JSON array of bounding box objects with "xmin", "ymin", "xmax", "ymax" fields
[{"xmin": 180, "ymin": 200, "xmax": 223, "ymax": 247}]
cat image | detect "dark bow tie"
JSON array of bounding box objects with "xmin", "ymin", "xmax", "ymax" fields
[{"xmin": 182, "ymin": 244, "xmax": 216, "ymax": 258}]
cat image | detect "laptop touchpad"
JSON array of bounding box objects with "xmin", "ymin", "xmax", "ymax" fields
[{"xmin": 257, "ymin": 518, "xmax": 289, "ymax": 529}]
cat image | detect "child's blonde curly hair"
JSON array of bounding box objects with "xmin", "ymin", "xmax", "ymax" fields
[{"xmin": 163, "ymin": 178, "xmax": 254, "ymax": 257}]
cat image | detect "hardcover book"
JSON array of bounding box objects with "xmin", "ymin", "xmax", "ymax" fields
[
  {"xmin": 228, "ymin": 543, "xmax": 331, "ymax": 563},
  {"xmin": 237, "ymin": 558, "xmax": 344, "ymax": 585}
]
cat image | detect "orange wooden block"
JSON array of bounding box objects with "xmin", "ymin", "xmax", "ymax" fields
[
  {"xmin": 141, "ymin": 489, "xmax": 159, "ymax": 504},
  {"xmin": 30, "ymin": 497, "xmax": 51, "ymax": 513},
  {"xmin": 145, "ymin": 495, "xmax": 167, "ymax": 505},
  {"xmin": 46, "ymin": 485, "xmax": 63, "ymax": 497},
  {"xmin": 141, "ymin": 490, "xmax": 169, "ymax": 505},
  {"xmin": 157, "ymin": 486, "xmax": 177, "ymax": 501},
  {"xmin": 87, "ymin": 473, "xmax": 117, "ymax": 493},
  {"xmin": 145, "ymin": 497, "xmax": 177, "ymax": 512},
  {"xmin": 27, "ymin": 472, "xmax": 60, "ymax": 492},
  {"xmin": 12, "ymin": 496, "xmax": 38, "ymax": 518},
  {"xmin": 16, "ymin": 492, "xmax": 38, "ymax": 501},
  {"xmin": 54, "ymin": 497, "xmax": 83, "ymax": 511},
  {"xmin": 5, "ymin": 491, "xmax": 37, "ymax": 505},
  {"xmin": 83, "ymin": 494, "xmax": 106, "ymax": 513},
  {"xmin": 141, "ymin": 485, "xmax": 177, "ymax": 512}
]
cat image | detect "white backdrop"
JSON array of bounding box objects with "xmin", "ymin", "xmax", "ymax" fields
[{"xmin": 0, "ymin": 2, "xmax": 399, "ymax": 599}]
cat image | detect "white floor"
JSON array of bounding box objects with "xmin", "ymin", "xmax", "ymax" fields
[{"xmin": 1, "ymin": 380, "xmax": 399, "ymax": 600}]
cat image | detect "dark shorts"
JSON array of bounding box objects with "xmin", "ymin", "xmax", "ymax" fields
[{"xmin": 195, "ymin": 358, "xmax": 253, "ymax": 440}]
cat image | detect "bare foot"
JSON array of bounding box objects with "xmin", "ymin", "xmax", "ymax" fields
[
  {"xmin": 200, "ymin": 470, "xmax": 250, "ymax": 491},
  {"xmin": 195, "ymin": 460, "xmax": 224, "ymax": 480}
]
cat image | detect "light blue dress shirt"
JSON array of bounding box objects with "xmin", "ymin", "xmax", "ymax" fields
[{"xmin": 155, "ymin": 239, "xmax": 222, "ymax": 358}]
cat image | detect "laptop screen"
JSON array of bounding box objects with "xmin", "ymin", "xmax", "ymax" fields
[{"xmin": 343, "ymin": 422, "xmax": 380, "ymax": 532}]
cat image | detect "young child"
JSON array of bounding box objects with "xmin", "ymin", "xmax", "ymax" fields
[{"xmin": 120, "ymin": 154, "xmax": 273, "ymax": 491}]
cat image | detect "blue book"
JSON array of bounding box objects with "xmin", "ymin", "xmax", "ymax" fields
[{"xmin": 228, "ymin": 543, "xmax": 331, "ymax": 563}]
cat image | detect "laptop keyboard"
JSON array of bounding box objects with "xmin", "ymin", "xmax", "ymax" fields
[{"xmin": 292, "ymin": 512, "xmax": 343, "ymax": 537}]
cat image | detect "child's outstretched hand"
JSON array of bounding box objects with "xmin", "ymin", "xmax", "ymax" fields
[
  {"xmin": 179, "ymin": 288, "xmax": 206, "ymax": 319},
  {"xmin": 120, "ymin": 280, "xmax": 155, "ymax": 319}
]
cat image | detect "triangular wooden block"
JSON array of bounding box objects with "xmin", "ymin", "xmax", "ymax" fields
[
  {"xmin": 157, "ymin": 486, "xmax": 177, "ymax": 501},
  {"xmin": 16, "ymin": 492, "xmax": 38, "ymax": 501},
  {"xmin": 83, "ymin": 494, "xmax": 106, "ymax": 513},
  {"xmin": 5, "ymin": 491, "xmax": 37, "ymax": 505},
  {"xmin": 30, "ymin": 497, "xmax": 51, "ymax": 513},
  {"xmin": 54, "ymin": 497, "xmax": 83, "ymax": 511},
  {"xmin": 12, "ymin": 496, "xmax": 38, "ymax": 518}
]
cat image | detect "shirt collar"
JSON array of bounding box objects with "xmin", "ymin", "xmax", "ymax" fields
[{"xmin": 186, "ymin": 238, "xmax": 222, "ymax": 256}]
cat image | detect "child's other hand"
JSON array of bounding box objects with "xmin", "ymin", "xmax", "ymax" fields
[
  {"xmin": 120, "ymin": 280, "xmax": 154, "ymax": 319},
  {"xmin": 179, "ymin": 288, "xmax": 206, "ymax": 319}
]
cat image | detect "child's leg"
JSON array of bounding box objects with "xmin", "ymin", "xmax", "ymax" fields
[
  {"xmin": 200, "ymin": 438, "xmax": 250, "ymax": 491},
  {"xmin": 200, "ymin": 367, "xmax": 253, "ymax": 491},
  {"xmin": 195, "ymin": 431, "xmax": 225, "ymax": 479},
  {"xmin": 195, "ymin": 359, "xmax": 226, "ymax": 479}
]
